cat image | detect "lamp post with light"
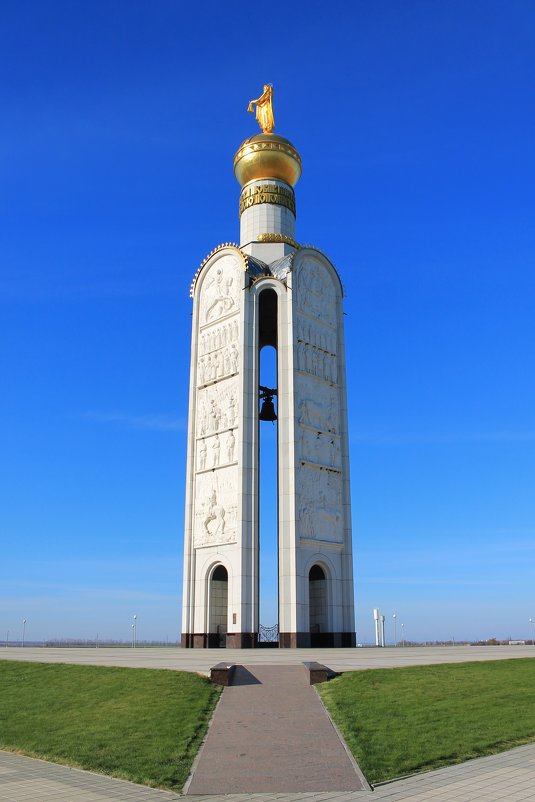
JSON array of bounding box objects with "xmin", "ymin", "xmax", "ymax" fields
[
  {"xmin": 529, "ymin": 618, "xmax": 534, "ymax": 646},
  {"xmin": 133, "ymin": 615, "xmax": 137, "ymax": 648},
  {"xmin": 393, "ymin": 613, "xmax": 397, "ymax": 646},
  {"xmin": 401, "ymin": 622, "xmax": 405, "ymax": 648},
  {"xmin": 22, "ymin": 619, "xmax": 26, "ymax": 648}
]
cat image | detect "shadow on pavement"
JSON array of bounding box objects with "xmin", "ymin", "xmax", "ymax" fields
[{"xmin": 231, "ymin": 666, "xmax": 262, "ymax": 685}]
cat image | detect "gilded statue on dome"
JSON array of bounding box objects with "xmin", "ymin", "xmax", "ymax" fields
[{"xmin": 247, "ymin": 84, "xmax": 275, "ymax": 133}]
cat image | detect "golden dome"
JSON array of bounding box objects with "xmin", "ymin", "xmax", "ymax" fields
[{"xmin": 234, "ymin": 133, "xmax": 302, "ymax": 188}]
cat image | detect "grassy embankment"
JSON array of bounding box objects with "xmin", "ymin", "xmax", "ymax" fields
[
  {"xmin": 319, "ymin": 658, "xmax": 535, "ymax": 785},
  {"xmin": 0, "ymin": 660, "xmax": 220, "ymax": 790}
]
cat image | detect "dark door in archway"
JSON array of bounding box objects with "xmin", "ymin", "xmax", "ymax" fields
[
  {"xmin": 209, "ymin": 565, "xmax": 228, "ymax": 647},
  {"xmin": 309, "ymin": 564, "xmax": 327, "ymax": 647}
]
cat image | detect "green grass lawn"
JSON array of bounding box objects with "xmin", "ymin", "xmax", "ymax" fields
[
  {"xmin": 319, "ymin": 658, "xmax": 535, "ymax": 785},
  {"xmin": 0, "ymin": 660, "xmax": 220, "ymax": 790}
]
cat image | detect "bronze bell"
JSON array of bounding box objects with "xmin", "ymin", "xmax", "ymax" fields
[
  {"xmin": 259, "ymin": 385, "xmax": 277, "ymax": 422},
  {"xmin": 259, "ymin": 395, "xmax": 277, "ymax": 422}
]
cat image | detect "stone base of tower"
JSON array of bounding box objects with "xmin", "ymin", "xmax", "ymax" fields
[
  {"xmin": 181, "ymin": 633, "xmax": 256, "ymax": 649},
  {"xmin": 279, "ymin": 632, "xmax": 356, "ymax": 648},
  {"xmin": 181, "ymin": 631, "xmax": 356, "ymax": 648}
]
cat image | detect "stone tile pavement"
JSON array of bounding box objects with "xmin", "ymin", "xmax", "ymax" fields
[
  {"xmin": 0, "ymin": 750, "xmax": 181, "ymax": 801},
  {"xmin": 2, "ymin": 742, "xmax": 535, "ymax": 801}
]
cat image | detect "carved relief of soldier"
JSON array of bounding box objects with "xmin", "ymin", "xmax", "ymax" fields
[
  {"xmin": 202, "ymin": 489, "xmax": 226, "ymax": 536},
  {"xmin": 198, "ymin": 439, "xmax": 207, "ymax": 471},
  {"xmin": 194, "ymin": 473, "xmax": 238, "ymax": 547},
  {"xmin": 202, "ymin": 261, "xmax": 239, "ymax": 323},
  {"xmin": 226, "ymin": 429, "xmax": 236, "ymax": 463},
  {"xmin": 212, "ymin": 433, "xmax": 221, "ymax": 467}
]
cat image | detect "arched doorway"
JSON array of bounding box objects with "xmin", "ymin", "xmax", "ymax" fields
[
  {"xmin": 309, "ymin": 564, "xmax": 327, "ymax": 647},
  {"xmin": 209, "ymin": 565, "xmax": 228, "ymax": 647}
]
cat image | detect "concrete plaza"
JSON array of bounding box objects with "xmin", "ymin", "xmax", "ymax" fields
[{"xmin": 2, "ymin": 643, "xmax": 534, "ymax": 674}]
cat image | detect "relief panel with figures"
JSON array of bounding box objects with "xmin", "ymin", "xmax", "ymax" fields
[
  {"xmin": 197, "ymin": 341, "xmax": 239, "ymax": 387},
  {"xmin": 296, "ymin": 340, "xmax": 338, "ymax": 384},
  {"xmin": 298, "ymin": 428, "xmax": 341, "ymax": 470},
  {"xmin": 295, "ymin": 258, "xmax": 337, "ymax": 328},
  {"xmin": 297, "ymin": 374, "xmax": 340, "ymax": 435},
  {"xmin": 198, "ymin": 318, "xmax": 239, "ymax": 356},
  {"xmin": 297, "ymin": 465, "xmax": 344, "ymax": 543},
  {"xmin": 197, "ymin": 429, "xmax": 236, "ymax": 472},
  {"xmin": 193, "ymin": 465, "xmax": 238, "ymax": 548},
  {"xmin": 199, "ymin": 255, "xmax": 242, "ymax": 325},
  {"xmin": 196, "ymin": 378, "xmax": 239, "ymax": 437}
]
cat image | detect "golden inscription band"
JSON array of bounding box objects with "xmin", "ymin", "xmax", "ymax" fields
[
  {"xmin": 239, "ymin": 183, "xmax": 296, "ymax": 217},
  {"xmin": 257, "ymin": 233, "xmax": 299, "ymax": 248}
]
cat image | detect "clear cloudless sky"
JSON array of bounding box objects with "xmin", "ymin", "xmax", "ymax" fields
[{"xmin": 1, "ymin": 0, "xmax": 534, "ymax": 645}]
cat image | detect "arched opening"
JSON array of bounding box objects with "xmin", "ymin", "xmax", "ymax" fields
[
  {"xmin": 258, "ymin": 288, "xmax": 279, "ymax": 646},
  {"xmin": 209, "ymin": 564, "xmax": 228, "ymax": 648},
  {"xmin": 309, "ymin": 564, "xmax": 328, "ymax": 647}
]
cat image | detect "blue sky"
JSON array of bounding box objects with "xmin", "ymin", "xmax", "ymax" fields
[{"xmin": 1, "ymin": 0, "xmax": 534, "ymax": 645}]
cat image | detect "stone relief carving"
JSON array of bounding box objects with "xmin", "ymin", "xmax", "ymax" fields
[
  {"xmin": 296, "ymin": 340, "xmax": 337, "ymax": 385},
  {"xmin": 194, "ymin": 466, "xmax": 238, "ymax": 547},
  {"xmin": 199, "ymin": 318, "xmax": 239, "ymax": 356},
  {"xmin": 196, "ymin": 379, "xmax": 239, "ymax": 437},
  {"xmin": 297, "ymin": 467, "xmax": 343, "ymax": 543},
  {"xmin": 197, "ymin": 342, "xmax": 239, "ymax": 387},
  {"xmin": 198, "ymin": 439, "xmax": 208, "ymax": 471},
  {"xmin": 299, "ymin": 429, "xmax": 341, "ymax": 470},
  {"xmin": 297, "ymin": 316, "xmax": 337, "ymax": 355},
  {"xmin": 296, "ymin": 259, "xmax": 337, "ymax": 327},
  {"xmin": 200, "ymin": 255, "xmax": 241, "ymax": 324},
  {"xmin": 297, "ymin": 376, "xmax": 339, "ymax": 435},
  {"xmin": 196, "ymin": 428, "xmax": 237, "ymax": 472},
  {"xmin": 225, "ymin": 429, "xmax": 236, "ymax": 463}
]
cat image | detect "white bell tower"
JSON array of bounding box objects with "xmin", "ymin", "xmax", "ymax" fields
[{"xmin": 181, "ymin": 92, "xmax": 355, "ymax": 648}]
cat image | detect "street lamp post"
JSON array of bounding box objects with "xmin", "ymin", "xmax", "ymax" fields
[
  {"xmin": 133, "ymin": 615, "xmax": 137, "ymax": 648},
  {"xmin": 131, "ymin": 623, "xmax": 135, "ymax": 648},
  {"xmin": 6, "ymin": 630, "xmax": 8, "ymax": 648},
  {"xmin": 393, "ymin": 613, "xmax": 397, "ymax": 646},
  {"xmin": 529, "ymin": 618, "xmax": 534, "ymax": 646},
  {"xmin": 22, "ymin": 619, "xmax": 26, "ymax": 648},
  {"xmin": 401, "ymin": 623, "xmax": 405, "ymax": 648}
]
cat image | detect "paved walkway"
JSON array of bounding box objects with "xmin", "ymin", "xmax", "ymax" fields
[
  {"xmin": 2, "ymin": 743, "xmax": 535, "ymax": 801},
  {"xmin": 185, "ymin": 665, "xmax": 368, "ymax": 794}
]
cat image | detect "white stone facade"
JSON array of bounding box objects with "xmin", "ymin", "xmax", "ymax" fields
[{"xmin": 182, "ymin": 156, "xmax": 355, "ymax": 648}]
